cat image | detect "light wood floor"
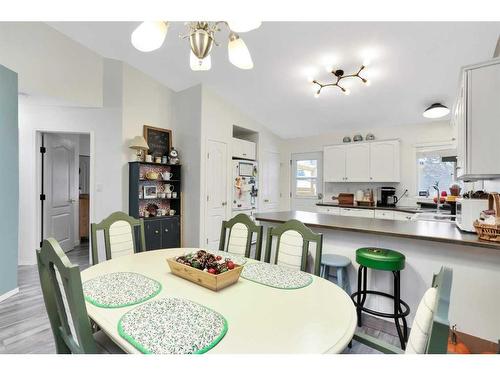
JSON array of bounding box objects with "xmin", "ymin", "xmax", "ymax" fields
[{"xmin": 0, "ymin": 244, "xmax": 403, "ymax": 354}]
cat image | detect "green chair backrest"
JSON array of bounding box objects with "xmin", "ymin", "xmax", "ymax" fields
[
  {"xmin": 264, "ymin": 219, "xmax": 323, "ymax": 276},
  {"xmin": 37, "ymin": 238, "xmax": 97, "ymax": 354},
  {"xmin": 426, "ymin": 266, "xmax": 453, "ymax": 354},
  {"xmin": 218, "ymin": 213, "xmax": 263, "ymax": 260},
  {"xmin": 91, "ymin": 211, "xmax": 146, "ymax": 265}
]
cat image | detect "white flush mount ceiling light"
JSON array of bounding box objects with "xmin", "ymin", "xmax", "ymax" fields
[
  {"xmin": 423, "ymin": 103, "xmax": 450, "ymax": 119},
  {"xmin": 131, "ymin": 21, "xmax": 169, "ymax": 52},
  {"xmin": 131, "ymin": 21, "xmax": 260, "ymax": 71}
]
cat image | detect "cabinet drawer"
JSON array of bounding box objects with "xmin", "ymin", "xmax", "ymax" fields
[
  {"xmin": 340, "ymin": 208, "xmax": 374, "ymax": 218},
  {"xmin": 374, "ymin": 210, "xmax": 395, "ymax": 220},
  {"xmin": 317, "ymin": 206, "xmax": 340, "ymax": 215},
  {"xmin": 393, "ymin": 212, "xmax": 415, "ymax": 221}
]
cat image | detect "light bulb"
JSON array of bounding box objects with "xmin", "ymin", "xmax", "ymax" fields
[
  {"xmin": 131, "ymin": 21, "xmax": 168, "ymax": 52},
  {"xmin": 314, "ymin": 90, "xmax": 321, "ymax": 98},
  {"xmin": 190, "ymin": 50, "xmax": 211, "ymax": 71},
  {"xmin": 227, "ymin": 21, "xmax": 262, "ymax": 33},
  {"xmin": 228, "ymin": 33, "xmax": 253, "ymax": 69},
  {"xmin": 343, "ymin": 88, "xmax": 351, "ymax": 96},
  {"xmin": 423, "ymin": 103, "xmax": 450, "ymax": 119}
]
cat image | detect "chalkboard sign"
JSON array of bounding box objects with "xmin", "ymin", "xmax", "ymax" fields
[{"xmin": 143, "ymin": 125, "xmax": 172, "ymax": 158}]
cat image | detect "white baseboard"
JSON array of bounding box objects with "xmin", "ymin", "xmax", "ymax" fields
[{"xmin": 0, "ymin": 288, "xmax": 20, "ymax": 303}]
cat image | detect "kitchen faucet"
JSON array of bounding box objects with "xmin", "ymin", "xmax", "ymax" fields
[{"xmin": 432, "ymin": 182, "xmax": 440, "ymax": 212}]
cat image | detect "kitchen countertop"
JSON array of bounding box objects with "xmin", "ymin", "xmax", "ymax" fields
[
  {"xmin": 316, "ymin": 202, "xmax": 435, "ymax": 214},
  {"xmin": 255, "ymin": 210, "xmax": 500, "ymax": 250}
]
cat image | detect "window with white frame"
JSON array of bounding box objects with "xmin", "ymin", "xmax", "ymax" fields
[{"xmin": 294, "ymin": 159, "xmax": 318, "ymax": 197}]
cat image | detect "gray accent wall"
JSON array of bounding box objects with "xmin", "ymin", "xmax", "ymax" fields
[{"xmin": 0, "ymin": 64, "xmax": 18, "ymax": 296}]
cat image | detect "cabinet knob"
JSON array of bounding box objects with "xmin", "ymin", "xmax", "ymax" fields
[
  {"xmin": 164, "ymin": 228, "xmax": 169, "ymax": 232},
  {"xmin": 154, "ymin": 230, "xmax": 159, "ymax": 234}
]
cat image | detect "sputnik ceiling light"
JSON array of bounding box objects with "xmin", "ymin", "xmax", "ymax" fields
[
  {"xmin": 311, "ymin": 65, "xmax": 370, "ymax": 98},
  {"xmin": 131, "ymin": 21, "xmax": 260, "ymax": 71}
]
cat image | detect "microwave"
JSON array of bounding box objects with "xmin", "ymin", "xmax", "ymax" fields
[{"xmin": 456, "ymin": 198, "xmax": 489, "ymax": 232}]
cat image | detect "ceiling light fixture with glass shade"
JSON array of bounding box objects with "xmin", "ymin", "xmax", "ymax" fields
[
  {"xmin": 131, "ymin": 21, "xmax": 260, "ymax": 71},
  {"xmin": 422, "ymin": 103, "xmax": 450, "ymax": 119},
  {"xmin": 310, "ymin": 65, "xmax": 370, "ymax": 98}
]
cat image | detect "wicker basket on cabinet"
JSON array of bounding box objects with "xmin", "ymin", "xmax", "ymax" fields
[{"xmin": 474, "ymin": 193, "xmax": 500, "ymax": 242}]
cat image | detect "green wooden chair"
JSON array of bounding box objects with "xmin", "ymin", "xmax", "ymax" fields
[
  {"xmin": 264, "ymin": 219, "xmax": 323, "ymax": 276},
  {"xmin": 37, "ymin": 238, "xmax": 124, "ymax": 354},
  {"xmin": 352, "ymin": 266, "xmax": 453, "ymax": 354},
  {"xmin": 91, "ymin": 211, "xmax": 146, "ymax": 265},
  {"xmin": 219, "ymin": 213, "xmax": 263, "ymax": 260}
]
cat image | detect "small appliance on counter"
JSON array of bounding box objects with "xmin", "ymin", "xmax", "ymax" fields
[
  {"xmin": 456, "ymin": 197, "xmax": 489, "ymax": 232},
  {"xmin": 377, "ymin": 187, "xmax": 398, "ymax": 207}
]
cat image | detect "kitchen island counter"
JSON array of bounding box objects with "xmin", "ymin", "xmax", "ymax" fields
[
  {"xmin": 255, "ymin": 210, "xmax": 500, "ymax": 343},
  {"xmin": 255, "ymin": 210, "xmax": 499, "ymax": 250}
]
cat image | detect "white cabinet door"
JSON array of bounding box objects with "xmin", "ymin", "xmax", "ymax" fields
[
  {"xmin": 317, "ymin": 206, "xmax": 340, "ymax": 215},
  {"xmin": 467, "ymin": 63, "xmax": 500, "ymax": 176},
  {"xmin": 323, "ymin": 145, "xmax": 346, "ymax": 182},
  {"xmin": 345, "ymin": 143, "xmax": 370, "ymax": 182},
  {"xmin": 340, "ymin": 208, "xmax": 374, "ymax": 218},
  {"xmin": 393, "ymin": 211, "xmax": 414, "ymax": 221},
  {"xmin": 374, "ymin": 210, "xmax": 395, "ymax": 220},
  {"xmin": 370, "ymin": 140, "xmax": 400, "ymax": 182},
  {"xmin": 261, "ymin": 150, "xmax": 280, "ymax": 211}
]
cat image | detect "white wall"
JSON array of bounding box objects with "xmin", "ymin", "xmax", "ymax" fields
[
  {"xmin": 18, "ymin": 100, "xmax": 122, "ymax": 265},
  {"xmin": 172, "ymin": 85, "xmax": 203, "ymax": 247},
  {"xmin": 200, "ymin": 87, "xmax": 282, "ymax": 246},
  {"xmin": 0, "ymin": 23, "xmax": 103, "ymax": 107},
  {"xmin": 279, "ymin": 121, "xmax": 454, "ymax": 210},
  {"xmin": 121, "ymin": 64, "xmax": 176, "ymax": 211}
]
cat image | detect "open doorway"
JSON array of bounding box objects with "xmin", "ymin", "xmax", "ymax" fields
[{"xmin": 38, "ymin": 132, "xmax": 91, "ymax": 259}]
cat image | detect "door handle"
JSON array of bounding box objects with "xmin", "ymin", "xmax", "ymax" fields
[{"xmin": 68, "ymin": 199, "xmax": 77, "ymax": 203}]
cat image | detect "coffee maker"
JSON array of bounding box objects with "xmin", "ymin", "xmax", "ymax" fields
[{"xmin": 378, "ymin": 187, "xmax": 398, "ymax": 207}]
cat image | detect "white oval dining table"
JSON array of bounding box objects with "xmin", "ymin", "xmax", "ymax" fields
[{"xmin": 81, "ymin": 248, "xmax": 357, "ymax": 354}]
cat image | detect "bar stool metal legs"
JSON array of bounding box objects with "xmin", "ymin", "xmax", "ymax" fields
[{"xmin": 351, "ymin": 265, "xmax": 410, "ymax": 349}]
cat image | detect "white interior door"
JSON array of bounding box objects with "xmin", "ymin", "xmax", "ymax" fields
[
  {"xmin": 43, "ymin": 134, "xmax": 78, "ymax": 252},
  {"xmin": 206, "ymin": 140, "xmax": 228, "ymax": 249},
  {"xmin": 261, "ymin": 150, "xmax": 281, "ymax": 211},
  {"xmin": 291, "ymin": 152, "xmax": 323, "ymax": 211}
]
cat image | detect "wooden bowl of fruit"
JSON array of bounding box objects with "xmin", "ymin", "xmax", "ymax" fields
[{"xmin": 166, "ymin": 250, "xmax": 243, "ymax": 291}]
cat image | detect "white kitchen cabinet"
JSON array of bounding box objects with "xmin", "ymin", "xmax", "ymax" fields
[
  {"xmin": 370, "ymin": 140, "xmax": 400, "ymax": 182},
  {"xmin": 340, "ymin": 207, "xmax": 374, "ymax": 218},
  {"xmin": 323, "ymin": 140, "xmax": 400, "ymax": 183},
  {"xmin": 453, "ymin": 58, "xmax": 500, "ymax": 180},
  {"xmin": 323, "ymin": 145, "xmax": 346, "ymax": 182},
  {"xmin": 260, "ymin": 150, "xmax": 280, "ymax": 211},
  {"xmin": 374, "ymin": 210, "xmax": 395, "ymax": 220},
  {"xmin": 345, "ymin": 143, "xmax": 370, "ymax": 182},
  {"xmin": 232, "ymin": 138, "xmax": 256, "ymax": 160},
  {"xmin": 393, "ymin": 211, "xmax": 415, "ymax": 221},
  {"xmin": 316, "ymin": 206, "xmax": 340, "ymax": 215}
]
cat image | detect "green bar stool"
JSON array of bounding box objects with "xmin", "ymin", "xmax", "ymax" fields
[
  {"xmin": 350, "ymin": 247, "xmax": 410, "ymax": 349},
  {"xmin": 320, "ymin": 254, "xmax": 351, "ymax": 294}
]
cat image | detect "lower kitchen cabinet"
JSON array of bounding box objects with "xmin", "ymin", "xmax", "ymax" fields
[{"xmin": 144, "ymin": 216, "xmax": 180, "ymax": 251}]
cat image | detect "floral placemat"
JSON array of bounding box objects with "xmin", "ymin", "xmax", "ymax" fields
[
  {"xmin": 241, "ymin": 263, "xmax": 313, "ymax": 289},
  {"xmin": 83, "ymin": 272, "xmax": 162, "ymax": 308},
  {"xmin": 118, "ymin": 297, "xmax": 228, "ymax": 354}
]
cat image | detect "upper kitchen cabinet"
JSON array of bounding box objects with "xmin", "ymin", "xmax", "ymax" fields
[
  {"xmin": 345, "ymin": 143, "xmax": 370, "ymax": 182},
  {"xmin": 370, "ymin": 140, "xmax": 400, "ymax": 182},
  {"xmin": 232, "ymin": 138, "xmax": 256, "ymax": 160},
  {"xmin": 453, "ymin": 58, "xmax": 500, "ymax": 180},
  {"xmin": 323, "ymin": 140, "xmax": 400, "ymax": 182},
  {"xmin": 324, "ymin": 144, "xmax": 347, "ymax": 182}
]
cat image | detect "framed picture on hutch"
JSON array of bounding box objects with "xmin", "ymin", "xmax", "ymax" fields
[{"xmin": 143, "ymin": 125, "xmax": 172, "ymax": 159}]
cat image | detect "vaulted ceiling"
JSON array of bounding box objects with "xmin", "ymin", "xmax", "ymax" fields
[{"xmin": 49, "ymin": 22, "xmax": 499, "ymax": 138}]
